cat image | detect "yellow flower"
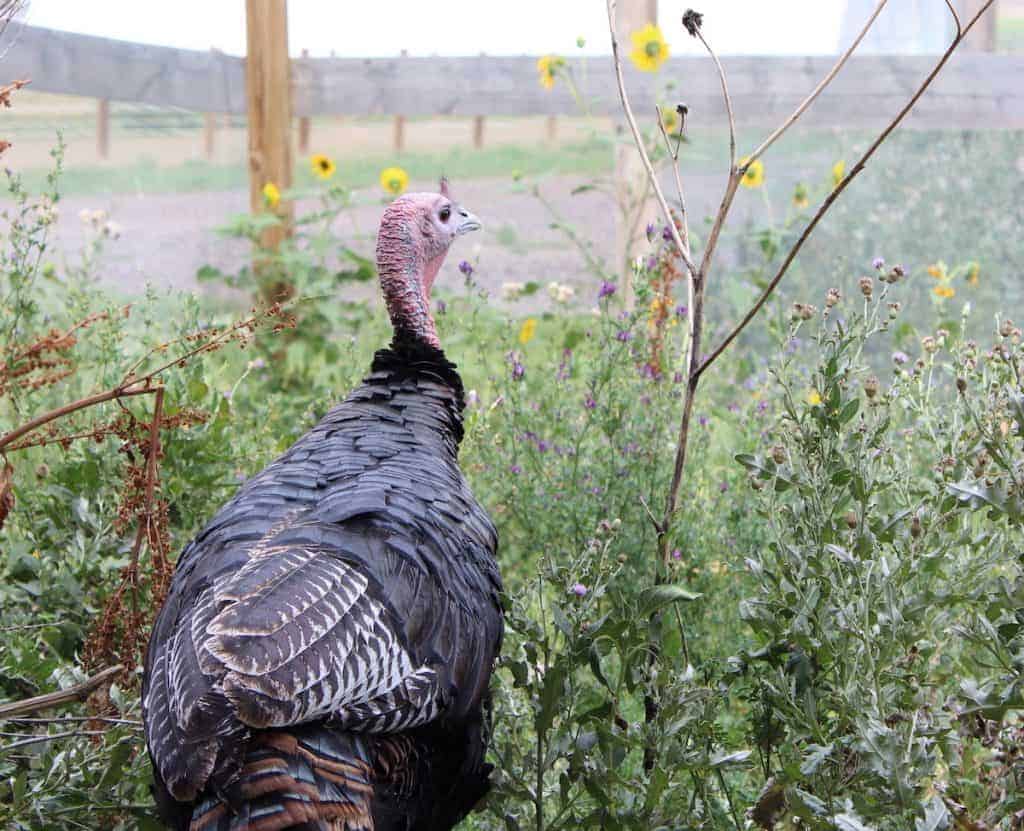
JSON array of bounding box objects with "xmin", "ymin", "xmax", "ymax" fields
[
  {"xmin": 739, "ymin": 157, "xmax": 765, "ymax": 189},
  {"xmin": 806, "ymin": 389, "xmax": 822, "ymax": 406},
  {"xmin": 966, "ymin": 262, "xmax": 980, "ymax": 287},
  {"xmin": 629, "ymin": 23, "xmax": 670, "ymax": 72},
  {"xmin": 518, "ymin": 318, "xmax": 537, "ymax": 345},
  {"xmin": 831, "ymin": 160, "xmax": 846, "ymax": 187},
  {"xmin": 933, "ymin": 285, "xmax": 955, "ymax": 299},
  {"xmin": 926, "ymin": 262, "xmax": 946, "ymax": 280},
  {"xmin": 660, "ymin": 106, "xmax": 679, "ymax": 134},
  {"xmin": 793, "ymin": 183, "xmax": 809, "ymax": 209},
  {"xmin": 380, "ymin": 166, "xmax": 409, "ymax": 196},
  {"xmin": 311, "ymin": 153, "xmax": 336, "ymax": 180},
  {"xmin": 262, "ymin": 182, "xmax": 281, "ymax": 208},
  {"xmin": 537, "ymin": 55, "xmax": 564, "ymax": 90}
]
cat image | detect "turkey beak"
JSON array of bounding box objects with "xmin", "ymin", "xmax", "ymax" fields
[{"xmin": 456, "ymin": 207, "xmax": 482, "ymax": 236}]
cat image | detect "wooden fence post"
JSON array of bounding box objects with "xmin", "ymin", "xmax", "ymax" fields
[
  {"xmin": 393, "ymin": 115, "xmax": 406, "ymax": 153},
  {"xmin": 613, "ymin": 0, "xmax": 659, "ymax": 303},
  {"xmin": 245, "ymin": 0, "xmax": 293, "ymax": 268},
  {"xmin": 96, "ymin": 98, "xmax": 110, "ymax": 159},
  {"xmin": 472, "ymin": 115, "xmax": 485, "ymax": 149},
  {"xmin": 297, "ymin": 48, "xmax": 311, "ymax": 155}
]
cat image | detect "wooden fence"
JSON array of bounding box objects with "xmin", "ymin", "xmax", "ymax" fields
[{"xmin": 5, "ymin": 23, "xmax": 1024, "ymax": 141}]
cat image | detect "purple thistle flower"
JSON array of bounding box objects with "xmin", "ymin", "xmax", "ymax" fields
[
  {"xmin": 571, "ymin": 583, "xmax": 588, "ymax": 597},
  {"xmin": 584, "ymin": 394, "xmax": 597, "ymax": 410},
  {"xmin": 719, "ymin": 481, "xmax": 729, "ymax": 493},
  {"xmin": 512, "ymin": 361, "xmax": 525, "ymax": 380},
  {"xmin": 598, "ymin": 281, "xmax": 617, "ymax": 299},
  {"xmin": 458, "ymin": 260, "xmax": 474, "ymax": 277},
  {"xmin": 671, "ymin": 548, "xmax": 682, "ymax": 560},
  {"xmin": 872, "ymin": 256, "xmax": 885, "ymax": 270},
  {"xmin": 892, "ymin": 351, "xmax": 909, "ymax": 366},
  {"xmin": 510, "ymin": 464, "xmax": 522, "ymax": 475},
  {"xmin": 645, "ymin": 222, "xmax": 656, "ymax": 242},
  {"xmin": 757, "ymin": 400, "xmax": 769, "ymax": 414},
  {"xmin": 537, "ymin": 440, "xmax": 550, "ymax": 453},
  {"xmin": 616, "ymin": 330, "xmax": 633, "ymax": 342},
  {"xmin": 662, "ymin": 225, "xmax": 674, "ymax": 242},
  {"xmin": 222, "ymin": 389, "xmax": 233, "ymax": 401},
  {"xmin": 673, "ymin": 371, "xmax": 684, "ymax": 384},
  {"xmin": 435, "ymin": 299, "xmax": 447, "ymax": 315},
  {"xmin": 646, "ymin": 256, "xmax": 658, "ymax": 271},
  {"xmin": 675, "ymin": 305, "xmax": 688, "ymax": 318},
  {"xmin": 699, "ymin": 415, "xmax": 709, "ymax": 427},
  {"xmin": 590, "ymin": 486, "xmax": 602, "ymax": 495}
]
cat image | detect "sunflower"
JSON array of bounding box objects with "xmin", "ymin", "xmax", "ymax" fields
[
  {"xmin": 537, "ymin": 55, "xmax": 564, "ymax": 90},
  {"xmin": 629, "ymin": 24, "xmax": 669, "ymax": 73},
  {"xmin": 380, "ymin": 166, "xmax": 409, "ymax": 196},
  {"xmin": 660, "ymin": 105, "xmax": 679, "ymax": 135},
  {"xmin": 793, "ymin": 183, "xmax": 809, "ymax": 209},
  {"xmin": 311, "ymin": 153, "xmax": 336, "ymax": 180},
  {"xmin": 262, "ymin": 181, "xmax": 281, "ymax": 208},
  {"xmin": 739, "ymin": 157, "xmax": 765, "ymax": 189},
  {"xmin": 831, "ymin": 160, "xmax": 846, "ymax": 187},
  {"xmin": 519, "ymin": 318, "xmax": 537, "ymax": 344}
]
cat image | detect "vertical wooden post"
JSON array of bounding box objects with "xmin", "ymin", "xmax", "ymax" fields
[
  {"xmin": 297, "ymin": 48, "xmax": 311, "ymax": 155},
  {"xmin": 613, "ymin": 0, "xmax": 659, "ymax": 303},
  {"xmin": 96, "ymin": 98, "xmax": 110, "ymax": 159},
  {"xmin": 393, "ymin": 115, "xmax": 406, "ymax": 153},
  {"xmin": 960, "ymin": 0, "xmax": 999, "ymax": 51},
  {"xmin": 203, "ymin": 112, "xmax": 216, "ymax": 159},
  {"xmin": 545, "ymin": 115, "xmax": 558, "ymax": 144},
  {"xmin": 472, "ymin": 115, "xmax": 485, "ymax": 150},
  {"xmin": 245, "ymin": 0, "xmax": 293, "ymax": 263}
]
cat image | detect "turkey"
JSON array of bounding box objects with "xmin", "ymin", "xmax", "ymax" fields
[{"xmin": 142, "ymin": 179, "xmax": 503, "ymax": 831}]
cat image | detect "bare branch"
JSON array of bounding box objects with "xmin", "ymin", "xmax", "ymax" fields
[
  {"xmin": 0, "ymin": 665, "xmax": 124, "ymax": 720},
  {"xmin": 605, "ymin": 0, "xmax": 698, "ymax": 280},
  {"xmin": 696, "ymin": 0, "xmax": 996, "ymax": 380},
  {"xmin": 695, "ymin": 30, "xmax": 736, "ymax": 171},
  {"xmin": 746, "ymin": 0, "xmax": 889, "ymax": 166}
]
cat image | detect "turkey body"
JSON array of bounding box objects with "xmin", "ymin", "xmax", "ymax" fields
[{"xmin": 143, "ymin": 339, "xmax": 503, "ymax": 831}]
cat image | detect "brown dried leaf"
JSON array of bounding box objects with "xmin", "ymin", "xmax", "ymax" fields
[
  {"xmin": 0, "ymin": 463, "xmax": 14, "ymax": 530},
  {"xmin": 749, "ymin": 778, "xmax": 786, "ymax": 829}
]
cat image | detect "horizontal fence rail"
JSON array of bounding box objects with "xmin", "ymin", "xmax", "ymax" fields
[{"xmin": 4, "ymin": 24, "xmax": 1023, "ymax": 128}]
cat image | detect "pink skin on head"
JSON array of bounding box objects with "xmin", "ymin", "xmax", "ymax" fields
[{"xmin": 375, "ymin": 180, "xmax": 480, "ymax": 349}]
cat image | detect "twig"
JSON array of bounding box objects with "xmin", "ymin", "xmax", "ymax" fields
[
  {"xmin": 944, "ymin": 0, "xmax": 962, "ymax": 37},
  {"xmin": 0, "ymin": 385, "xmax": 155, "ymax": 452},
  {"xmin": 695, "ymin": 30, "xmax": 735, "ymax": 171},
  {"xmin": 7, "ymin": 716, "xmax": 142, "ymax": 727},
  {"xmin": 745, "ymin": 0, "xmax": 889, "ymax": 166},
  {"xmin": 0, "ymin": 665, "xmax": 124, "ymax": 719},
  {"xmin": 696, "ymin": 0, "xmax": 996, "ymax": 381},
  {"xmin": 605, "ymin": 0, "xmax": 698, "ymax": 280},
  {"xmin": 1, "ymin": 730, "xmax": 109, "ymax": 751}
]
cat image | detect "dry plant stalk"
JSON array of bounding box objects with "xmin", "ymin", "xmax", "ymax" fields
[
  {"xmin": 1, "ymin": 302, "xmax": 296, "ymax": 675},
  {"xmin": 606, "ymin": 0, "xmax": 996, "ymax": 770}
]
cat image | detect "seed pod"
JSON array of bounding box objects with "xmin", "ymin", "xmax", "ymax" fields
[
  {"xmin": 911, "ymin": 515, "xmax": 922, "ymax": 538},
  {"xmin": 1000, "ymin": 319, "xmax": 1014, "ymax": 338},
  {"xmin": 859, "ymin": 276, "xmax": 873, "ymax": 298},
  {"xmin": 825, "ymin": 288, "xmax": 841, "ymax": 307},
  {"xmin": 770, "ymin": 445, "xmax": 786, "ymax": 465},
  {"xmin": 863, "ymin": 376, "xmax": 879, "ymax": 399},
  {"xmin": 956, "ymin": 377, "xmax": 967, "ymax": 394},
  {"xmin": 845, "ymin": 511, "xmax": 858, "ymax": 529}
]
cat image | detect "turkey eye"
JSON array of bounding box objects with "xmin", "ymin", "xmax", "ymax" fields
[{"xmin": 439, "ymin": 206, "xmax": 451, "ymax": 222}]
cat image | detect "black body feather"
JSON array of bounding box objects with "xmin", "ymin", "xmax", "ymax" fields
[{"xmin": 143, "ymin": 339, "xmax": 503, "ymax": 830}]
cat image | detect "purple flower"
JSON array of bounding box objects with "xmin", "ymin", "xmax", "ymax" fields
[
  {"xmin": 598, "ymin": 281, "xmax": 617, "ymax": 299},
  {"xmin": 719, "ymin": 481, "xmax": 729, "ymax": 493},
  {"xmin": 537, "ymin": 440, "xmax": 550, "ymax": 453},
  {"xmin": 458, "ymin": 260, "xmax": 473, "ymax": 277},
  {"xmin": 727, "ymin": 403, "xmax": 740, "ymax": 413},
  {"xmin": 675, "ymin": 305, "xmax": 688, "ymax": 318},
  {"xmin": 512, "ymin": 361, "xmax": 525, "ymax": 380},
  {"xmin": 590, "ymin": 486, "xmax": 602, "ymax": 495},
  {"xmin": 872, "ymin": 256, "xmax": 885, "ymax": 270},
  {"xmin": 510, "ymin": 464, "xmax": 522, "ymax": 475},
  {"xmin": 571, "ymin": 583, "xmax": 588, "ymax": 597},
  {"xmin": 222, "ymin": 389, "xmax": 233, "ymax": 400},
  {"xmin": 662, "ymin": 225, "xmax": 674, "ymax": 242},
  {"xmin": 645, "ymin": 222, "xmax": 656, "ymax": 242},
  {"xmin": 892, "ymin": 351, "xmax": 909, "ymax": 366},
  {"xmin": 584, "ymin": 394, "xmax": 597, "ymax": 410},
  {"xmin": 673, "ymin": 372, "xmax": 683, "ymax": 384},
  {"xmin": 435, "ymin": 299, "xmax": 447, "ymax": 315},
  {"xmin": 252, "ymin": 357, "xmax": 266, "ymax": 370},
  {"xmin": 646, "ymin": 256, "xmax": 658, "ymax": 271},
  {"xmin": 699, "ymin": 415, "xmax": 709, "ymax": 427},
  {"xmin": 786, "ymin": 338, "xmax": 801, "ymax": 355},
  {"xmin": 616, "ymin": 330, "xmax": 633, "ymax": 342},
  {"xmin": 757, "ymin": 400, "xmax": 769, "ymax": 414},
  {"xmin": 671, "ymin": 548, "xmax": 682, "ymax": 560}
]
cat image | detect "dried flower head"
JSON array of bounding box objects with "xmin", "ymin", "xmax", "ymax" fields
[
  {"xmin": 682, "ymin": 9, "xmax": 704, "ymax": 36},
  {"xmin": 859, "ymin": 276, "xmax": 873, "ymax": 298}
]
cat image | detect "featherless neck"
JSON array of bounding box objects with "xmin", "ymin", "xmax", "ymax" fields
[{"xmin": 376, "ymin": 213, "xmax": 443, "ymax": 349}]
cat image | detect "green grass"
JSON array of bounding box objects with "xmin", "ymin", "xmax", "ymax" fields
[{"xmin": 16, "ymin": 138, "xmax": 614, "ymax": 197}]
